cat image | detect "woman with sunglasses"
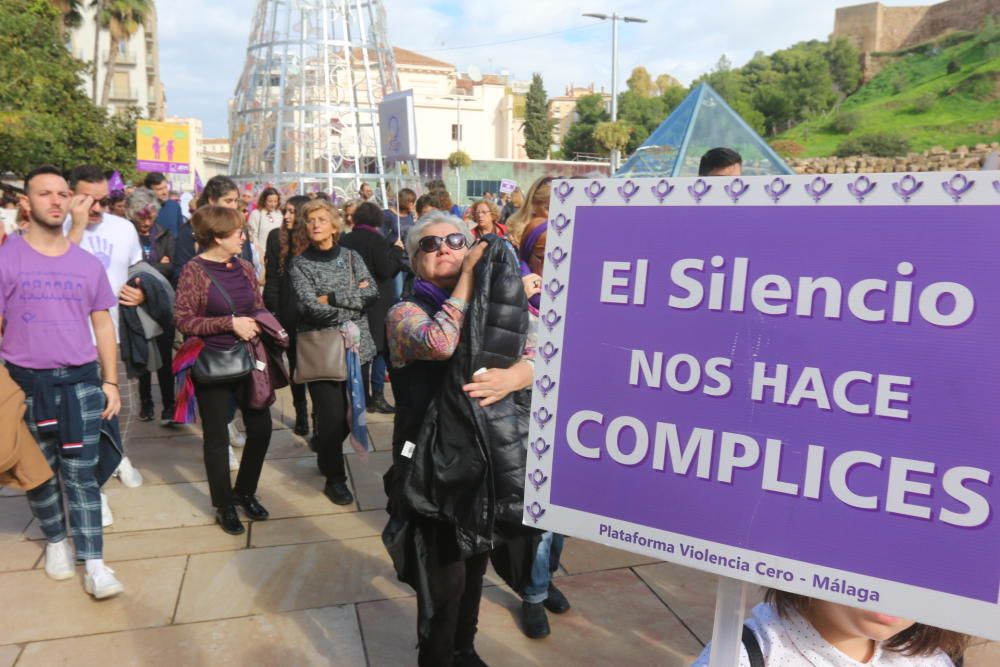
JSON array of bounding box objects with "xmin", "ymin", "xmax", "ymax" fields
[
  {"xmin": 385, "ymin": 212, "xmax": 536, "ymax": 666},
  {"xmin": 288, "ymin": 199, "xmax": 377, "ymax": 505}
]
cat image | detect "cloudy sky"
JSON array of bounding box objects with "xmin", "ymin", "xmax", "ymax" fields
[{"xmin": 159, "ymin": 0, "xmax": 919, "ymax": 138}]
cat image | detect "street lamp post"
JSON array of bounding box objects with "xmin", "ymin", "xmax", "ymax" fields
[{"xmin": 583, "ymin": 12, "xmax": 648, "ymax": 172}]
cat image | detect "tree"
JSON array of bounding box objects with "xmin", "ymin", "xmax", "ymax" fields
[
  {"xmin": 0, "ymin": 0, "xmax": 138, "ymax": 178},
  {"xmin": 94, "ymin": 0, "xmax": 152, "ymax": 108},
  {"xmin": 560, "ymin": 93, "xmax": 609, "ymax": 159},
  {"xmin": 49, "ymin": 0, "xmax": 83, "ymax": 35},
  {"xmin": 656, "ymin": 73, "xmax": 681, "ymax": 95},
  {"xmin": 523, "ymin": 73, "xmax": 553, "ymax": 159},
  {"xmin": 626, "ymin": 66, "xmax": 657, "ymax": 98},
  {"xmin": 825, "ymin": 37, "xmax": 862, "ymax": 95},
  {"xmin": 594, "ymin": 121, "xmax": 632, "ymax": 154}
]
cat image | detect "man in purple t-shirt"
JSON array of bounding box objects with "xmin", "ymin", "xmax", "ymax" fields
[{"xmin": 0, "ymin": 166, "xmax": 125, "ymax": 600}]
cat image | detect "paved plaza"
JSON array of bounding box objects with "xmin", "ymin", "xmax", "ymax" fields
[{"xmin": 1, "ymin": 386, "xmax": 997, "ymax": 666}]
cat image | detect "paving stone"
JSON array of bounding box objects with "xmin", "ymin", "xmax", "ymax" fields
[
  {"xmin": 0, "ymin": 540, "xmax": 43, "ymax": 573},
  {"xmin": 251, "ymin": 509, "xmax": 388, "ymax": 548},
  {"xmin": 0, "ymin": 556, "xmax": 187, "ymax": 644},
  {"xmin": 367, "ymin": 421, "xmax": 394, "ymax": 452},
  {"xmin": 966, "ymin": 640, "xmax": 1000, "ymax": 667},
  {"xmin": 15, "ymin": 605, "xmax": 366, "ymax": 667},
  {"xmin": 0, "ymin": 497, "xmax": 33, "ymax": 542},
  {"xmin": 358, "ymin": 568, "xmax": 703, "ymax": 667},
  {"xmin": 558, "ymin": 537, "xmax": 662, "ymax": 574},
  {"xmin": 100, "ymin": 524, "xmax": 247, "ymax": 562},
  {"xmin": 0, "ymin": 645, "xmax": 20, "ymax": 667},
  {"xmin": 173, "ymin": 536, "xmax": 411, "ymax": 624},
  {"xmin": 634, "ymin": 561, "xmax": 724, "ymax": 645},
  {"xmin": 345, "ymin": 450, "xmax": 392, "ymax": 511}
]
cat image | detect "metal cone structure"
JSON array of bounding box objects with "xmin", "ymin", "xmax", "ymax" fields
[{"xmin": 229, "ymin": 0, "xmax": 399, "ymax": 199}]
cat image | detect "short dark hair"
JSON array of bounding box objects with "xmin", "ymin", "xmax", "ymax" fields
[
  {"xmin": 424, "ymin": 179, "xmax": 446, "ymax": 191},
  {"xmin": 353, "ymin": 201, "xmax": 382, "ymax": 229},
  {"xmin": 67, "ymin": 165, "xmax": 106, "ymax": 190},
  {"xmin": 399, "ymin": 188, "xmax": 416, "ymax": 205},
  {"xmin": 24, "ymin": 165, "xmax": 65, "ymax": 192},
  {"xmin": 698, "ymin": 147, "xmax": 743, "ymax": 176},
  {"xmin": 415, "ymin": 194, "xmax": 434, "ymax": 217},
  {"xmin": 144, "ymin": 172, "xmax": 167, "ymax": 188}
]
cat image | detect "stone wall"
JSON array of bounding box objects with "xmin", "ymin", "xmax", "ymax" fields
[
  {"xmin": 786, "ymin": 142, "xmax": 999, "ymax": 174},
  {"xmin": 833, "ymin": 0, "xmax": 999, "ymax": 78}
]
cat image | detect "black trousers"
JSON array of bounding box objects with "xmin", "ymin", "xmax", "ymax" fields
[
  {"xmin": 138, "ymin": 326, "xmax": 176, "ymax": 409},
  {"xmin": 419, "ymin": 551, "xmax": 490, "ymax": 667},
  {"xmin": 306, "ymin": 380, "xmax": 348, "ymax": 483},
  {"xmin": 286, "ymin": 333, "xmax": 307, "ymax": 409},
  {"xmin": 194, "ymin": 378, "xmax": 272, "ymax": 508}
]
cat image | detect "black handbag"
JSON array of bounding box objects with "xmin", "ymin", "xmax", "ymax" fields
[{"xmin": 192, "ymin": 267, "xmax": 253, "ymax": 385}]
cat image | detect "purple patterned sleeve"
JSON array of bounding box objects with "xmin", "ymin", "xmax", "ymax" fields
[{"xmin": 387, "ymin": 298, "xmax": 467, "ymax": 367}]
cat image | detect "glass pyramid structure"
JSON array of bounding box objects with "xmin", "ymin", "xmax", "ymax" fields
[{"xmin": 616, "ymin": 83, "xmax": 793, "ymax": 177}]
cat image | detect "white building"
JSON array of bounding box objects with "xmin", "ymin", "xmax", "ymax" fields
[
  {"xmin": 68, "ymin": 2, "xmax": 165, "ymax": 119},
  {"xmin": 394, "ymin": 48, "xmax": 528, "ymax": 164}
]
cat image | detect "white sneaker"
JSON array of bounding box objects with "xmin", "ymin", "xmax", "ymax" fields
[
  {"xmin": 229, "ymin": 445, "xmax": 240, "ymax": 472},
  {"xmin": 113, "ymin": 456, "xmax": 144, "ymax": 488},
  {"xmin": 101, "ymin": 492, "xmax": 114, "ymax": 527},
  {"xmin": 44, "ymin": 539, "xmax": 75, "ymax": 581},
  {"xmin": 84, "ymin": 564, "xmax": 124, "ymax": 599},
  {"xmin": 228, "ymin": 422, "xmax": 246, "ymax": 448}
]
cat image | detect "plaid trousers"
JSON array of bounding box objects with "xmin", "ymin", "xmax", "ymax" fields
[{"xmin": 23, "ymin": 374, "xmax": 105, "ymax": 560}]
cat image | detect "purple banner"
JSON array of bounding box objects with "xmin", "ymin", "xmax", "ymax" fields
[
  {"xmin": 136, "ymin": 160, "xmax": 190, "ymax": 174},
  {"xmin": 526, "ymin": 173, "xmax": 1000, "ymax": 638}
]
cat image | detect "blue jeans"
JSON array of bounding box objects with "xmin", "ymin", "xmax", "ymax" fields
[
  {"xmin": 522, "ymin": 531, "xmax": 564, "ymax": 603},
  {"xmin": 372, "ymin": 350, "xmax": 388, "ymax": 395}
]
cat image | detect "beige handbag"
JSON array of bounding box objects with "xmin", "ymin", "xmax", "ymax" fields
[
  {"xmin": 293, "ymin": 251, "xmax": 355, "ymax": 383},
  {"xmin": 294, "ymin": 327, "xmax": 347, "ymax": 383}
]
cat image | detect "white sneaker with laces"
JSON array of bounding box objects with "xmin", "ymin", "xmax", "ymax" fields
[
  {"xmin": 84, "ymin": 564, "xmax": 124, "ymax": 599},
  {"xmin": 44, "ymin": 539, "xmax": 75, "ymax": 581},
  {"xmin": 101, "ymin": 492, "xmax": 114, "ymax": 527},
  {"xmin": 228, "ymin": 422, "xmax": 246, "ymax": 448},
  {"xmin": 113, "ymin": 456, "xmax": 144, "ymax": 488},
  {"xmin": 229, "ymin": 445, "xmax": 240, "ymax": 472}
]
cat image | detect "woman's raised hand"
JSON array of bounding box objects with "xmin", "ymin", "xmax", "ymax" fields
[{"xmin": 461, "ymin": 240, "xmax": 488, "ymax": 276}]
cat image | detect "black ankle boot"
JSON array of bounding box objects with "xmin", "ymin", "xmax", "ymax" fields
[
  {"xmin": 370, "ymin": 391, "xmax": 395, "ymax": 414},
  {"xmin": 293, "ymin": 402, "xmax": 309, "ymax": 436}
]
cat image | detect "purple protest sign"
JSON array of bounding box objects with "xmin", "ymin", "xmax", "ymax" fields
[
  {"xmin": 525, "ymin": 172, "xmax": 1000, "ymax": 640},
  {"xmin": 108, "ymin": 171, "xmax": 125, "ymax": 194}
]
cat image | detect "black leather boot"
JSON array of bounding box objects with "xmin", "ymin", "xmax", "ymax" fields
[
  {"xmin": 215, "ymin": 505, "xmax": 245, "ymax": 535},
  {"xmin": 293, "ymin": 401, "xmax": 309, "ymax": 436}
]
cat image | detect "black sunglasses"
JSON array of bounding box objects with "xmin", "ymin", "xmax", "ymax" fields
[{"xmin": 417, "ymin": 233, "xmax": 467, "ymax": 254}]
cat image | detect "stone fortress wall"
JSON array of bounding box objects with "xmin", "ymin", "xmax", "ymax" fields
[{"xmin": 833, "ymin": 0, "xmax": 999, "ymax": 77}]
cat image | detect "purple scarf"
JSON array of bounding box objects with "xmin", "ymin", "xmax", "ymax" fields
[
  {"xmin": 413, "ymin": 278, "xmax": 452, "ymax": 313},
  {"xmin": 353, "ymin": 223, "xmax": 382, "ymax": 235},
  {"xmin": 519, "ymin": 221, "xmax": 548, "ymax": 311}
]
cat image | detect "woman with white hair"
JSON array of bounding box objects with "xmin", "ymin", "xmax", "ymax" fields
[
  {"xmin": 385, "ymin": 211, "xmax": 536, "ymax": 667},
  {"xmin": 124, "ymin": 187, "xmax": 176, "ymax": 424}
]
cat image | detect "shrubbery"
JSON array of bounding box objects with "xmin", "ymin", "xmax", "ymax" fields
[{"xmin": 835, "ymin": 132, "xmax": 911, "ymax": 157}]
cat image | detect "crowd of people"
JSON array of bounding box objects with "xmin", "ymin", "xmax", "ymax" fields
[{"xmin": 0, "ymin": 155, "xmax": 971, "ymax": 666}]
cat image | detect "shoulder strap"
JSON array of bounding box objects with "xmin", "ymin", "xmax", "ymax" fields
[
  {"xmin": 202, "ymin": 266, "xmax": 237, "ymax": 315},
  {"xmin": 741, "ymin": 625, "xmax": 765, "ymax": 667}
]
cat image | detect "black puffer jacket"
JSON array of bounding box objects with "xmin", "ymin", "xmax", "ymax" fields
[
  {"xmin": 383, "ymin": 237, "xmax": 539, "ymax": 639},
  {"xmin": 401, "ymin": 237, "xmax": 531, "ymax": 553}
]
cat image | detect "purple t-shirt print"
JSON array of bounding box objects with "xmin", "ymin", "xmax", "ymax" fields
[{"xmin": 0, "ymin": 236, "xmax": 116, "ymax": 369}]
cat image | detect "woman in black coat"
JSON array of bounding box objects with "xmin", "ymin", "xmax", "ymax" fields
[
  {"xmin": 337, "ymin": 201, "xmax": 404, "ymax": 413},
  {"xmin": 263, "ymin": 195, "xmax": 311, "ymax": 434}
]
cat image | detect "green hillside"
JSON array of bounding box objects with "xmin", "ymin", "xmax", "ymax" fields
[{"xmin": 777, "ymin": 23, "xmax": 1000, "ymax": 157}]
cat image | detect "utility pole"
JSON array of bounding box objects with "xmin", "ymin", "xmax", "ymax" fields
[{"xmin": 583, "ymin": 12, "xmax": 648, "ymax": 173}]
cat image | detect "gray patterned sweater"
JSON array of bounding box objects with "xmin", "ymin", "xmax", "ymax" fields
[{"xmin": 288, "ymin": 245, "xmax": 378, "ymax": 363}]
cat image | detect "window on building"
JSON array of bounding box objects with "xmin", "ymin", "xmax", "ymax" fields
[
  {"xmin": 451, "ymin": 124, "xmax": 462, "ymax": 141},
  {"xmin": 112, "ymin": 72, "xmax": 131, "ymax": 99},
  {"xmin": 465, "ymin": 180, "xmax": 502, "ymax": 199}
]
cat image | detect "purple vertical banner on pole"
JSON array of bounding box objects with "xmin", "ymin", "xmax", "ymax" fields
[
  {"xmin": 525, "ymin": 172, "xmax": 1000, "ymax": 640},
  {"xmin": 108, "ymin": 171, "xmax": 125, "ymax": 194},
  {"xmin": 194, "ymin": 171, "xmax": 204, "ymax": 195}
]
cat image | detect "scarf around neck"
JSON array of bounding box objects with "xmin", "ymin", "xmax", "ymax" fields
[{"xmin": 413, "ymin": 277, "xmax": 452, "ymax": 313}]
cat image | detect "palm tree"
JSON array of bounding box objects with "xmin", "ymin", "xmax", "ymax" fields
[
  {"xmin": 49, "ymin": 0, "xmax": 84, "ymax": 37},
  {"xmin": 93, "ymin": 0, "xmax": 153, "ymax": 108}
]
